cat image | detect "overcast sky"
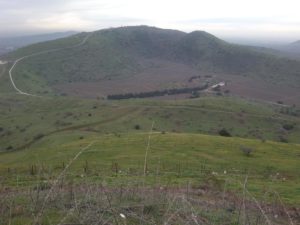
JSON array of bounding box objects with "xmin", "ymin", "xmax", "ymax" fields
[{"xmin": 1, "ymin": 0, "xmax": 300, "ymax": 44}]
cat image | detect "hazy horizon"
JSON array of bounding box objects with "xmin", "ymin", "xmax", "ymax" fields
[
  {"xmin": 0, "ymin": 27, "xmax": 296, "ymax": 47},
  {"xmin": 1, "ymin": 0, "xmax": 300, "ymax": 45}
]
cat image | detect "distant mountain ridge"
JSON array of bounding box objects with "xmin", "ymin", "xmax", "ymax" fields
[
  {"xmin": 0, "ymin": 31, "xmax": 78, "ymax": 55},
  {"xmin": 291, "ymin": 40, "xmax": 300, "ymax": 45},
  {"xmin": 288, "ymin": 40, "xmax": 300, "ymax": 52},
  {"xmin": 3, "ymin": 26, "xmax": 300, "ymax": 104},
  {"xmin": 271, "ymin": 40, "xmax": 300, "ymax": 59}
]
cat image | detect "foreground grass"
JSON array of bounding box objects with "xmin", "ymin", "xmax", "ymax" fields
[
  {"xmin": 2, "ymin": 181, "xmax": 297, "ymax": 225},
  {"xmin": 0, "ymin": 94, "xmax": 299, "ymax": 224},
  {"xmin": 0, "ymin": 132, "xmax": 299, "ymax": 224},
  {"xmin": 1, "ymin": 132, "xmax": 299, "ymax": 205}
]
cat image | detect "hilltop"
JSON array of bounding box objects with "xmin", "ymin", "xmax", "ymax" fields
[{"xmin": 1, "ymin": 26, "xmax": 300, "ymax": 104}]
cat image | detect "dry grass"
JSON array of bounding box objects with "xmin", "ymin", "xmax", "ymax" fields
[{"xmin": 1, "ymin": 173, "xmax": 299, "ymax": 225}]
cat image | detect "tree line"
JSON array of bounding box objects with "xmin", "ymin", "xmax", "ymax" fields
[{"xmin": 107, "ymin": 84, "xmax": 208, "ymax": 100}]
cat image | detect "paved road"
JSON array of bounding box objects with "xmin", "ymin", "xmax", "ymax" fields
[{"xmin": 8, "ymin": 33, "xmax": 91, "ymax": 96}]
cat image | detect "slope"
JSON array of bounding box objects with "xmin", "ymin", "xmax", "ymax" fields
[
  {"xmin": 1, "ymin": 26, "xmax": 300, "ymax": 104},
  {"xmin": 0, "ymin": 93, "xmax": 299, "ymax": 154}
]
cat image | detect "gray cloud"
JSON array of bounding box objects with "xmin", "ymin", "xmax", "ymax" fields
[{"xmin": 0, "ymin": 0, "xmax": 299, "ymax": 43}]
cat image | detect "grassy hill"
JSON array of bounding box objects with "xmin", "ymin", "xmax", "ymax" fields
[
  {"xmin": 0, "ymin": 93, "xmax": 299, "ymax": 153},
  {"xmin": 1, "ymin": 26, "xmax": 300, "ymax": 224},
  {"xmin": 0, "ymin": 93, "xmax": 299, "ymax": 224},
  {"xmin": 0, "ymin": 108, "xmax": 300, "ymax": 224},
  {"xmin": 1, "ymin": 26, "xmax": 300, "ymax": 104}
]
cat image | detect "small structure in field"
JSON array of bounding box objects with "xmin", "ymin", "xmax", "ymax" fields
[{"xmin": 211, "ymin": 81, "xmax": 225, "ymax": 89}]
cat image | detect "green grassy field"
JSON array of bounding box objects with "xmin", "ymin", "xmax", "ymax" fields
[
  {"xmin": 1, "ymin": 26, "xmax": 300, "ymax": 224},
  {"xmin": 0, "ymin": 93, "xmax": 299, "ymax": 202},
  {"xmin": 0, "ymin": 93, "xmax": 299, "ymax": 224},
  {"xmin": 1, "ymin": 131, "xmax": 300, "ymax": 204},
  {"xmin": 1, "ymin": 94, "xmax": 299, "ymax": 153}
]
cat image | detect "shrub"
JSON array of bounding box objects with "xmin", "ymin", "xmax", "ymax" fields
[
  {"xmin": 282, "ymin": 124, "xmax": 294, "ymax": 131},
  {"xmin": 20, "ymin": 128, "xmax": 26, "ymax": 132},
  {"xmin": 218, "ymin": 128, "xmax": 231, "ymax": 137},
  {"xmin": 6, "ymin": 146, "xmax": 13, "ymax": 151},
  {"xmin": 240, "ymin": 146, "xmax": 254, "ymax": 157},
  {"xmin": 278, "ymin": 135, "xmax": 288, "ymax": 143},
  {"xmin": 277, "ymin": 100, "xmax": 283, "ymax": 104},
  {"xmin": 134, "ymin": 124, "xmax": 141, "ymax": 130},
  {"xmin": 33, "ymin": 133, "xmax": 44, "ymax": 140}
]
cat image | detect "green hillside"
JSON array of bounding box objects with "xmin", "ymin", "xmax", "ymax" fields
[
  {"xmin": 1, "ymin": 119, "xmax": 300, "ymax": 224},
  {"xmin": 1, "ymin": 131, "xmax": 300, "ymax": 203},
  {"xmin": 1, "ymin": 94, "xmax": 299, "ymax": 153},
  {"xmin": 0, "ymin": 93, "xmax": 299, "ymax": 224},
  {"xmin": 2, "ymin": 26, "xmax": 300, "ymax": 97},
  {"xmin": 1, "ymin": 26, "xmax": 300, "ymax": 224}
]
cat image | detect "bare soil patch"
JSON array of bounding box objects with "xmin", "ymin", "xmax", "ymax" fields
[
  {"xmin": 53, "ymin": 60, "xmax": 212, "ymax": 98},
  {"xmin": 218, "ymin": 74, "xmax": 300, "ymax": 105}
]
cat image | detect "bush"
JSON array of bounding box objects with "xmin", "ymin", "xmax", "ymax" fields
[
  {"xmin": 240, "ymin": 146, "xmax": 254, "ymax": 157},
  {"xmin": 134, "ymin": 124, "xmax": 141, "ymax": 130},
  {"xmin": 282, "ymin": 124, "xmax": 294, "ymax": 131},
  {"xmin": 6, "ymin": 145, "xmax": 13, "ymax": 151},
  {"xmin": 218, "ymin": 128, "xmax": 231, "ymax": 137},
  {"xmin": 33, "ymin": 133, "xmax": 44, "ymax": 141},
  {"xmin": 278, "ymin": 135, "xmax": 288, "ymax": 143}
]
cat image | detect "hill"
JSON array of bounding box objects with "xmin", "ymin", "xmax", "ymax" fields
[
  {"xmin": 289, "ymin": 40, "xmax": 300, "ymax": 50},
  {"xmin": 0, "ymin": 94, "xmax": 299, "ymax": 153},
  {"xmin": 272, "ymin": 40, "xmax": 300, "ymax": 60},
  {"xmin": 285, "ymin": 40, "xmax": 300, "ymax": 57},
  {"xmin": 1, "ymin": 26, "xmax": 300, "ymax": 224},
  {"xmin": 0, "ymin": 93, "xmax": 299, "ymax": 224},
  {"xmin": 1, "ymin": 26, "xmax": 300, "ymax": 105}
]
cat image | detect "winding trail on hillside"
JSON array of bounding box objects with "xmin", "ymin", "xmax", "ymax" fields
[{"xmin": 8, "ymin": 33, "xmax": 91, "ymax": 96}]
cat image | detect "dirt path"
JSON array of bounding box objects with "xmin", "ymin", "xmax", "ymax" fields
[{"xmin": 8, "ymin": 34, "xmax": 91, "ymax": 97}]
